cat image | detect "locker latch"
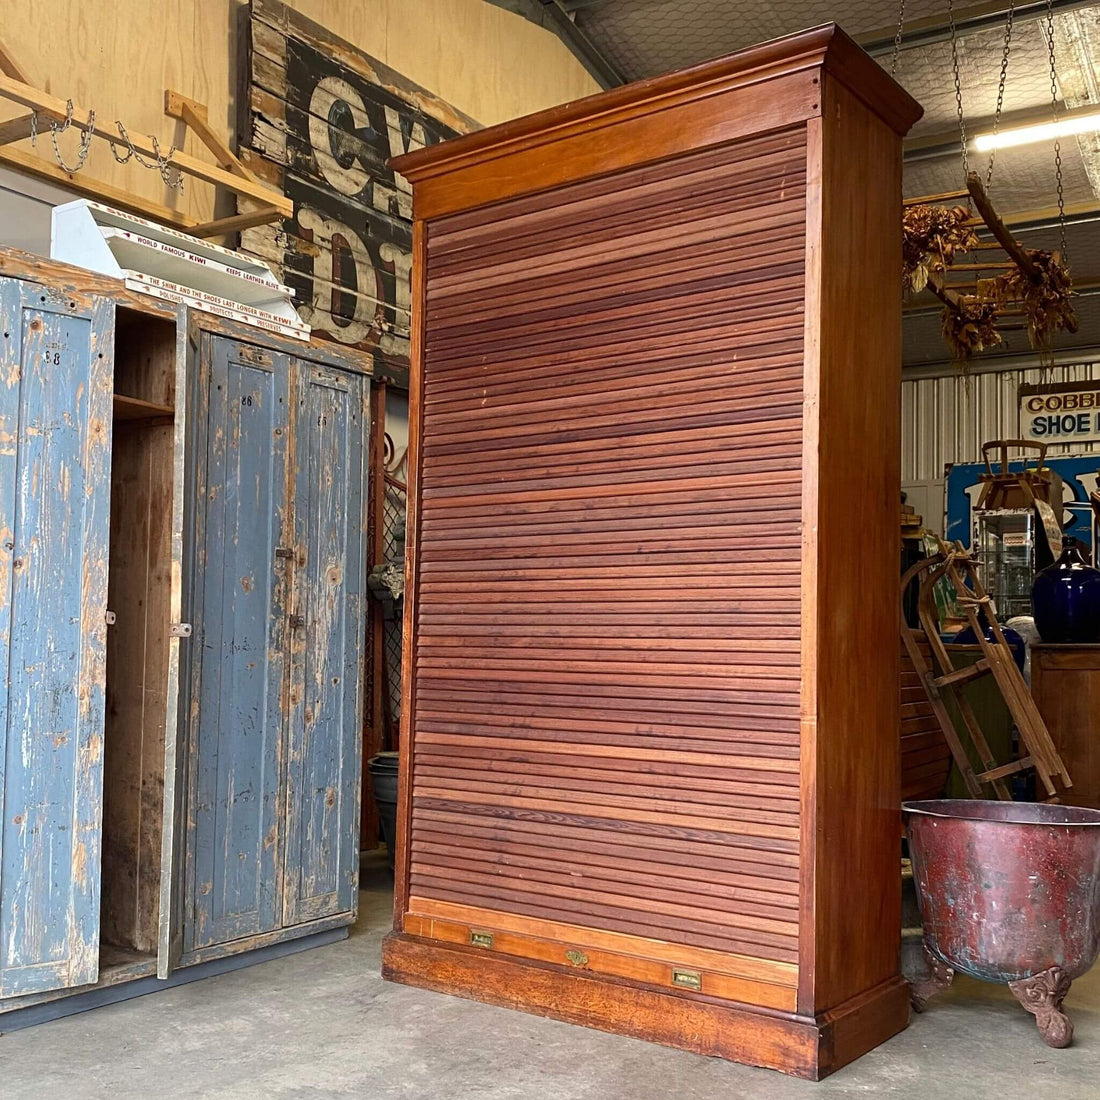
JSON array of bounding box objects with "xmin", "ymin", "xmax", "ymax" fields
[
  {"xmin": 170, "ymin": 622, "xmax": 193, "ymax": 638},
  {"xmin": 104, "ymin": 610, "xmax": 117, "ymax": 626}
]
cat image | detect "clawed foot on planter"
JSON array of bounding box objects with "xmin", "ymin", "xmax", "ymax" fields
[
  {"xmin": 1008, "ymin": 966, "xmax": 1075, "ymax": 1048},
  {"xmin": 910, "ymin": 944, "xmax": 955, "ymax": 1012}
]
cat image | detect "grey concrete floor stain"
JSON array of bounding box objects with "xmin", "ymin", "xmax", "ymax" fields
[{"xmin": 2, "ymin": 853, "xmax": 1098, "ymax": 1099}]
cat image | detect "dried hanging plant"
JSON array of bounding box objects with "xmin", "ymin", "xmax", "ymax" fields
[
  {"xmin": 903, "ymin": 204, "xmax": 981, "ymax": 293},
  {"xmin": 942, "ymin": 299, "xmax": 1002, "ymax": 360},
  {"xmin": 979, "ymin": 248, "xmax": 1077, "ymax": 359}
]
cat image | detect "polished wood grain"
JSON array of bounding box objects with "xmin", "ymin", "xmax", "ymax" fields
[
  {"xmin": 1031, "ymin": 644, "xmax": 1100, "ymax": 808},
  {"xmin": 407, "ymin": 127, "xmax": 807, "ymax": 967},
  {"xmin": 388, "ymin": 23, "xmax": 921, "ymax": 1079},
  {"xmin": 901, "ymin": 634, "xmax": 953, "ymax": 801},
  {"xmin": 799, "ymin": 75, "xmax": 906, "ymax": 1017},
  {"xmin": 383, "ymin": 933, "xmax": 911, "ymax": 1081},
  {"xmin": 392, "ymin": 24, "xmax": 920, "ymax": 220},
  {"xmin": 404, "ymin": 896, "xmax": 797, "ymax": 1009}
]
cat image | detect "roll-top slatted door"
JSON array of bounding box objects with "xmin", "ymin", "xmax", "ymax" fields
[
  {"xmin": 405, "ymin": 127, "xmax": 806, "ymax": 1002},
  {"xmin": 385, "ymin": 27, "xmax": 922, "ymax": 1080}
]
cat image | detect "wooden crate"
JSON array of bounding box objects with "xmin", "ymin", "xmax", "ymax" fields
[{"xmin": 383, "ymin": 25, "xmax": 922, "ymax": 1080}]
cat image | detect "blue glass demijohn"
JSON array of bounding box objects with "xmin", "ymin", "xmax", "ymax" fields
[{"xmin": 1031, "ymin": 543, "xmax": 1100, "ymax": 644}]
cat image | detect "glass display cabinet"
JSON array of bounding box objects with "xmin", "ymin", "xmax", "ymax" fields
[{"xmin": 974, "ymin": 509, "xmax": 1036, "ymax": 620}]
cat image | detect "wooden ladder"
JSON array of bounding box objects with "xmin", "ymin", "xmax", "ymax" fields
[{"xmin": 900, "ymin": 538, "xmax": 1073, "ymax": 800}]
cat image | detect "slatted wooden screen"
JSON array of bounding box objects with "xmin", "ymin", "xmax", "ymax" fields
[
  {"xmin": 901, "ymin": 634, "xmax": 953, "ymax": 801},
  {"xmin": 407, "ymin": 128, "xmax": 808, "ymax": 973}
]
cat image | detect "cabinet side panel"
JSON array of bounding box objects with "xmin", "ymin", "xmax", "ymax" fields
[
  {"xmin": 406, "ymin": 130, "xmax": 807, "ymax": 978},
  {"xmin": 805, "ymin": 77, "xmax": 904, "ymax": 1013}
]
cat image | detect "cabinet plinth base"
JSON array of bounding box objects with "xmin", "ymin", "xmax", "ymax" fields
[{"xmin": 381, "ymin": 932, "xmax": 909, "ymax": 1080}]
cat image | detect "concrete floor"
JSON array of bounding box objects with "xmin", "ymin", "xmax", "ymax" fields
[{"xmin": 4, "ymin": 854, "xmax": 1099, "ymax": 1099}]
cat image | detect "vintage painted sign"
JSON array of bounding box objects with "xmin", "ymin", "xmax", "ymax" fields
[
  {"xmin": 238, "ymin": 0, "xmax": 478, "ymax": 385},
  {"xmin": 947, "ymin": 456, "xmax": 1100, "ymax": 555},
  {"xmin": 1020, "ymin": 381, "xmax": 1100, "ymax": 444}
]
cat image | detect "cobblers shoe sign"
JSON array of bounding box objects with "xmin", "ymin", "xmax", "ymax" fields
[{"xmin": 1020, "ymin": 380, "xmax": 1100, "ymax": 444}]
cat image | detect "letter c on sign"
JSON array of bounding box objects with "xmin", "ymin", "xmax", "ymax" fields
[{"xmin": 309, "ymin": 76, "xmax": 370, "ymax": 197}]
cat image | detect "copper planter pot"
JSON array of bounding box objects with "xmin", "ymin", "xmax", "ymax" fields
[{"xmin": 904, "ymin": 799, "xmax": 1100, "ymax": 1047}]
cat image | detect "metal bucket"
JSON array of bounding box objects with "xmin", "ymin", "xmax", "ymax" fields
[
  {"xmin": 904, "ymin": 798, "xmax": 1100, "ymax": 1046},
  {"xmin": 369, "ymin": 752, "xmax": 400, "ymax": 871}
]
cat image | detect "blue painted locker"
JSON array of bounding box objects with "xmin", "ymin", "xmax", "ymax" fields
[
  {"xmin": 0, "ymin": 278, "xmax": 115, "ymax": 995},
  {"xmin": 283, "ymin": 363, "xmax": 366, "ymax": 925},
  {"xmin": 0, "ymin": 250, "xmax": 372, "ymax": 1029},
  {"xmin": 186, "ymin": 334, "xmax": 366, "ymax": 953},
  {"xmin": 187, "ymin": 337, "xmax": 290, "ymax": 950}
]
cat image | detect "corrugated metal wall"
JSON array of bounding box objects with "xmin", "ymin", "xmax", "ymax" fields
[{"xmin": 901, "ymin": 362, "xmax": 1100, "ymax": 482}]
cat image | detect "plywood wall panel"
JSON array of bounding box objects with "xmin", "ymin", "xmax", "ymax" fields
[{"xmin": 0, "ymin": 0, "xmax": 598, "ymax": 223}]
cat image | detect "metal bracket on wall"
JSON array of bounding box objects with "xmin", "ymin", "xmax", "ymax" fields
[{"xmin": 170, "ymin": 623, "xmax": 193, "ymax": 638}]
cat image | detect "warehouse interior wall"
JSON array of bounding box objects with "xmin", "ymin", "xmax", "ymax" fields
[
  {"xmin": 0, "ymin": 0, "xmax": 601, "ymax": 232},
  {"xmin": 901, "ymin": 360, "xmax": 1100, "ymax": 534}
]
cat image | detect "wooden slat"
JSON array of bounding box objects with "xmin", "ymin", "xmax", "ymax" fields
[{"xmin": 405, "ymin": 128, "xmax": 807, "ymax": 968}]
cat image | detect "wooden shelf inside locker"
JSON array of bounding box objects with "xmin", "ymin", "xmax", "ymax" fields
[{"xmin": 112, "ymin": 392, "xmax": 174, "ymax": 421}]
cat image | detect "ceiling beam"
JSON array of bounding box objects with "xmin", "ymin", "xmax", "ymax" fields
[
  {"xmin": 482, "ymin": 0, "xmax": 626, "ymax": 89},
  {"xmin": 903, "ymin": 342, "xmax": 1100, "ymax": 377},
  {"xmin": 860, "ymin": 0, "xmax": 1097, "ymax": 57}
]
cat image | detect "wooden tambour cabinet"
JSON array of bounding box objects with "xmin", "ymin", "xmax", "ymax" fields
[
  {"xmin": 383, "ymin": 25, "xmax": 922, "ymax": 1080},
  {"xmin": 0, "ymin": 248, "xmax": 369, "ymax": 1027}
]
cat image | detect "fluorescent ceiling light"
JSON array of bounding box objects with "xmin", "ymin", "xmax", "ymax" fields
[{"xmin": 973, "ymin": 110, "xmax": 1100, "ymax": 152}]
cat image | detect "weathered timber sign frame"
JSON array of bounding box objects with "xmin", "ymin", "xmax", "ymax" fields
[{"xmin": 237, "ymin": 0, "xmax": 479, "ymax": 388}]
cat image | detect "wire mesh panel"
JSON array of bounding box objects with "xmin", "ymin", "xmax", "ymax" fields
[{"xmin": 383, "ymin": 474, "xmax": 407, "ymax": 728}]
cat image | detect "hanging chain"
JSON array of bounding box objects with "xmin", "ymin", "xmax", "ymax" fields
[
  {"xmin": 948, "ymin": 0, "xmax": 969, "ymax": 180},
  {"xmin": 891, "ymin": 0, "xmax": 907, "ymax": 75},
  {"xmin": 107, "ymin": 121, "xmax": 184, "ymax": 192},
  {"xmin": 31, "ymin": 99, "xmax": 96, "ymax": 174},
  {"xmin": 27, "ymin": 102, "xmax": 183, "ymax": 192},
  {"xmin": 1046, "ymin": 0, "xmax": 1068, "ymax": 263},
  {"xmin": 986, "ymin": 0, "xmax": 1015, "ymax": 189}
]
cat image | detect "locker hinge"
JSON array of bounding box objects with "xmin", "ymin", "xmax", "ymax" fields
[
  {"xmin": 170, "ymin": 622, "xmax": 193, "ymax": 638},
  {"xmin": 275, "ymin": 547, "xmax": 295, "ymax": 560}
]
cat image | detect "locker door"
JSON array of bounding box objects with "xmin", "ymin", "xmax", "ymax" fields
[
  {"xmin": 0, "ymin": 279, "xmax": 114, "ymax": 995},
  {"xmin": 157, "ymin": 315, "xmax": 194, "ymax": 978},
  {"xmin": 187, "ymin": 335, "xmax": 290, "ymax": 950},
  {"xmin": 282, "ymin": 363, "xmax": 367, "ymax": 925}
]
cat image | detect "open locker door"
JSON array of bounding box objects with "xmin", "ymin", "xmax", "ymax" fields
[
  {"xmin": 0, "ymin": 278, "xmax": 115, "ymax": 996},
  {"xmin": 157, "ymin": 316, "xmax": 195, "ymax": 979}
]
